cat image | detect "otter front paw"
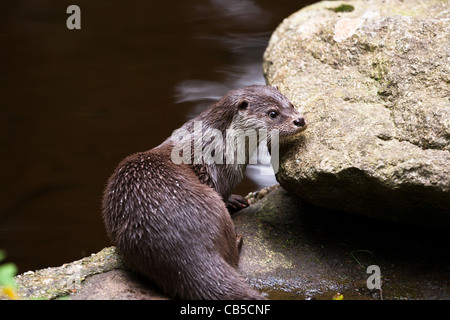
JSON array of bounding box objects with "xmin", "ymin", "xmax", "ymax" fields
[{"xmin": 226, "ymin": 194, "xmax": 249, "ymax": 214}]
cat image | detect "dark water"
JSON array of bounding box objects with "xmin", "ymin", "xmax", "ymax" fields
[{"xmin": 0, "ymin": 0, "xmax": 315, "ymax": 273}]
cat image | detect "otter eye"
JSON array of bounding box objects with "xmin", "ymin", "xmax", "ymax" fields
[{"xmin": 269, "ymin": 111, "xmax": 278, "ymax": 119}]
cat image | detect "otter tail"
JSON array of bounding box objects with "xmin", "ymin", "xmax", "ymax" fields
[{"xmin": 154, "ymin": 253, "xmax": 265, "ymax": 300}]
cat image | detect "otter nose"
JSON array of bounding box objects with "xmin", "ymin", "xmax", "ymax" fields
[{"xmin": 293, "ymin": 117, "xmax": 306, "ymax": 127}]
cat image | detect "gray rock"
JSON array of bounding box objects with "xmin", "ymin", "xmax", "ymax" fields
[
  {"xmin": 14, "ymin": 247, "xmax": 125, "ymax": 300},
  {"xmin": 263, "ymin": 0, "xmax": 450, "ymax": 227},
  {"xmin": 13, "ymin": 187, "xmax": 450, "ymax": 300},
  {"xmin": 70, "ymin": 269, "xmax": 167, "ymax": 300},
  {"xmin": 236, "ymin": 187, "xmax": 450, "ymax": 300}
]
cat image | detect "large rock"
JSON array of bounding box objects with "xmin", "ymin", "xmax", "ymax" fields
[
  {"xmin": 263, "ymin": 0, "xmax": 450, "ymax": 228},
  {"xmin": 12, "ymin": 187, "xmax": 450, "ymax": 300}
]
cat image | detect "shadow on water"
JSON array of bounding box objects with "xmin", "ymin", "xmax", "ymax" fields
[{"xmin": 0, "ymin": 0, "xmax": 316, "ymax": 273}]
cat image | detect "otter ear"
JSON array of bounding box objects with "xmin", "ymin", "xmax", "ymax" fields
[{"xmin": 237, "ymin": 99, "xmax": 249, "ymax": 110}]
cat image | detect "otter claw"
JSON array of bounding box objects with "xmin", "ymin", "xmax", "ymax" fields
[
  {"xmin": 226, "ymin": 194, "xmax": 249, "ymax": 214},
  {"xmin": 236, "ymin": 234, "xmax": 243, "ymax": 253}
]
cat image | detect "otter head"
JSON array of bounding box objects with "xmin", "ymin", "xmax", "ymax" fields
[{"xmin": 228, "ymin": 85, "xmax": 307, "ymax": 139}]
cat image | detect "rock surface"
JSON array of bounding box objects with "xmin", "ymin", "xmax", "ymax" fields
[
  {"xmin": 13, "ymin": 187, "xmax": 450, "ymax": 300},
  {"xmin": 263, "ymin": 0, "xmax": 450, "ymax": 228}
]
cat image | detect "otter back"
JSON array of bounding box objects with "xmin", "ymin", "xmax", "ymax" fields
[{"xmin": 102, "ymin": 85, "xmax": 307, "ymax": 300}]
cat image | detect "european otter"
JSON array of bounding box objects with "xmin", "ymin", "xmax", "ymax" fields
[{"xmin": 102, "ymin": 85, "xmax": 307, "ymax": 299}]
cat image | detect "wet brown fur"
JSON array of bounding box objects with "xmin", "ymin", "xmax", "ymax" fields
[{"xmin": 102, "ymin": 85, "xmax": 306, "ymax": 299}]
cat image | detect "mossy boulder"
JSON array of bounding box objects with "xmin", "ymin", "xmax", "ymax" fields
[{"xmin": 263, "ymin": 0, "xmax": 450, "ymax": 228}]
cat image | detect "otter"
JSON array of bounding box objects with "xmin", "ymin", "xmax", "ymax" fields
[{"xmin": 102, "ymin": 85, "xmax": 307, "ymax": 299}]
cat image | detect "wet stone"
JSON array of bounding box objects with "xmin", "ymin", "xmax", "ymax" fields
[{"xmin": 12, "ymin": 187, "xmax": 450, "ymax": 300}]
